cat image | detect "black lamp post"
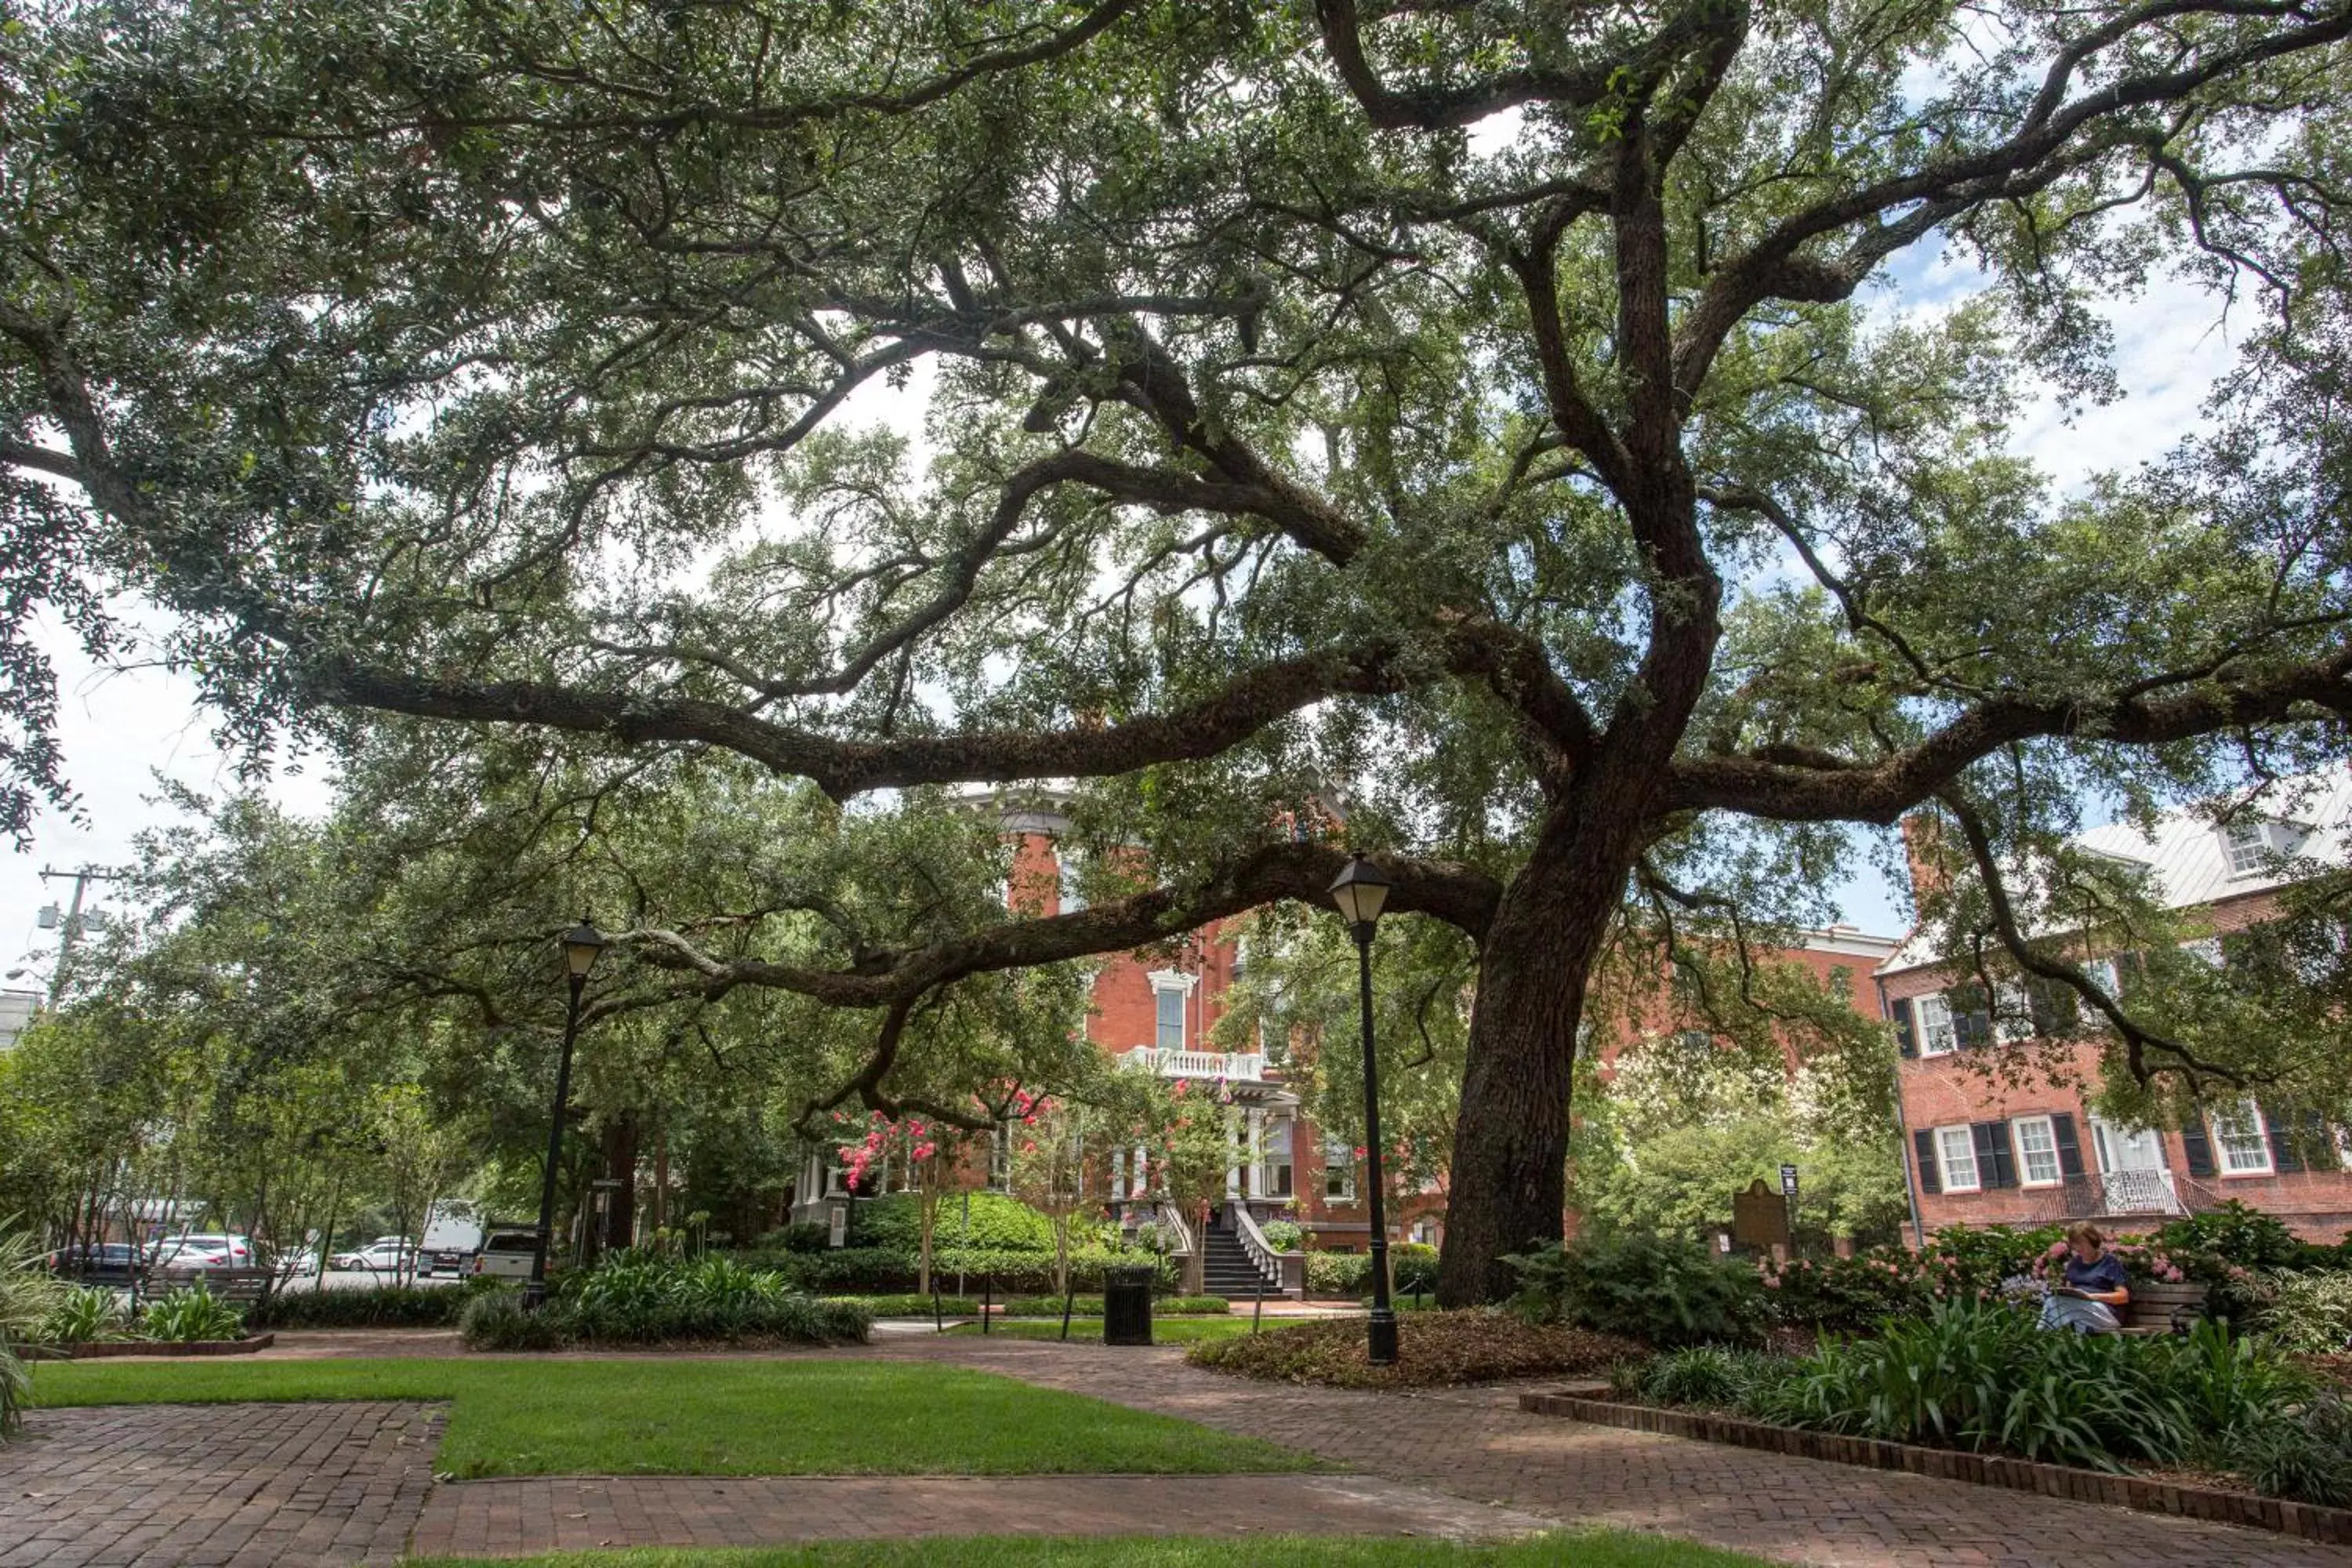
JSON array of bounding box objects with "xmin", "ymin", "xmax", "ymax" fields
[
  {"xmin": 1328, "ymin": 853, "xmax": 1397, "ymax": 1366},
  {"xmin": 526, "ymin": 913, "xmax": 606, "ymax": 1310}
]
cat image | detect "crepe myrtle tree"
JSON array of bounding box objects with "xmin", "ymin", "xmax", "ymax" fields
[{"xmin": 5, "ymin": 2, "xmax": 2352, "ymax": 1301}]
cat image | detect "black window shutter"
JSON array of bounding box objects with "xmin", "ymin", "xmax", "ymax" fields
[
  {"xmin": 1913, "ymin": 1129, "xmax": 1941, "ymax": 1196},
  {"xmin": 2300, "ymin": 1112, "xmax": 2340, "ymax": 1173},
  {"xmin": 1952, "ymin": 989, "xmax": 1994, "ymax": 1048},
  {"xmin": 2180, "ymin": 1112, "xmax": 2218, "ymax": 1178},
  {"xmin": 2027, "ymin": 978, "xmax": 2079, "ymax": 1036},
  {"xmin": 2262, "ymin": 1105, "xmax": 2304, "ymax": 1174},
  {"xmin": 2051, "ymin": 1112, "xmax": 2086, "ymax": 1178},
  {"xmin": 1973, "ymin": 1121, "xmax": 2017, "ymax": 1189},
  {"xmin": 1893, "ymin": 996, "xmax": 1918, "ymax": 1058}
]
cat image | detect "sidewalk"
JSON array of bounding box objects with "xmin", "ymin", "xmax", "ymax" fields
[{"xmin": 882, "ymin": 1336, "xmax": 2345, "ymax": 1568}]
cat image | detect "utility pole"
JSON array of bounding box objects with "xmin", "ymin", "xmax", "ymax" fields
[{"xmin": 38, "ymin": 865, "xmax": 127, "ymax": 1005}]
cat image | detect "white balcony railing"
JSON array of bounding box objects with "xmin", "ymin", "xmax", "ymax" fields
[{"xmin": 1118, "ymin": 1047, "xmax": 1265, "ymax": 1083}]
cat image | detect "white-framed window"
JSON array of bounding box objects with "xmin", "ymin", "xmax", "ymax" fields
[
  {"xmin": 1935, "ymin": 1125, "xmax": 1981, "ymax": 1192},
  {"xmin": 1917, "ymin": 993, "xmax": 1958, "ymax": 1056},
  {"xmin": 1058, "ymin": 851, "xmax": 1084, "ymax": 913},
  {"xmin": 1155, "ymin": 987, "xmax": 1185, "ymax": 1051},
  {"xmin": 1994, "ymin": 982, "xmax": 2036, "ymax": 1044},
  {"xmin": 2013, "ymin": 1115, "xmax": 2063, "ymax": 1186},
  {"xmin": 2223, "ymin": 820, "xmax": 2268, "ymax": 876},
  {"xmin": 1324, "ymin": 1139, "xmax": 1356, "ymax": 1201},
  {"xmin": 2209, "ymin": 1100, "xmax": 2274, "ymax": 1175}
]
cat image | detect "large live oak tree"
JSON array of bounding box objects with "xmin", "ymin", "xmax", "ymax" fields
[{"xmin": 4, "ymin": 0, "xmax": 2350, "ymax": 1299}]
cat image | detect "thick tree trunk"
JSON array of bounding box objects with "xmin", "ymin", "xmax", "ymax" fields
[
  {"xmin": 1436, "ymin": 782, "xmax": 1675, "ymax": 1305},
  {"xmin": 600, "ymin": 1111, "xmax": 640, "ymax": 1251}
]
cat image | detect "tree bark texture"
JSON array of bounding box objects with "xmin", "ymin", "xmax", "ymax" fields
[{"xmin": 599, "ymin": 1110, "xmax": 641, "ymax": 1252}]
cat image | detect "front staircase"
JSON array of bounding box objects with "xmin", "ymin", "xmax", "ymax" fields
[{"xmin": 1200, "ymin": 1218, "xmax": 1282, "ymax": 1300}]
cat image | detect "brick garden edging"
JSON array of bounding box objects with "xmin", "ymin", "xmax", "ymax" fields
[
  {"xmin": 1519, "ymin": 1392, "xmax": 2352, "ymax": 1547},
  {"xmin": 62, "ymin": 1333, "xmax": 275, "ymax": 1359}
]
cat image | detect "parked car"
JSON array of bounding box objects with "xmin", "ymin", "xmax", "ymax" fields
[
  {"xmin": 329, "ymin": 1240, "xmax": 418, "ymax": 1273},
  {"xmin": 472, "ymin": 1228, "xmax": 541, "ymax": 1281},
  {"xmin": 45, "ymin": 1242, "xmax": 151, "ymax": 1283},
  {"xmin": 419, "ymin": 1200, "xmax": 485, "ymax": 1279},
  {"xmin": 154, "ymin": 1233, "xmax": 254, "ymax": 1270}
]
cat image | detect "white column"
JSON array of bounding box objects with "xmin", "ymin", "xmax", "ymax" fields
[
  {"xmin": 1132, "ymin": 1142, "xmax": 1149, "ymax": 1198},
  {"xmin": 1111, "ymin": 1148, "xmax": 1127, "ymax": 1201},
  {"xmin": 1225, "ymin": 1106, "xmax": 1243, "ymax": 1198},
  {"xmin": 1245, "ymin": 1107, "xmax": 1264, "ymax": 1199}
]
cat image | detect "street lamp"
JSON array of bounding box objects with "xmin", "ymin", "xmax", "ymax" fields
[
  {"xmin": 1327, "ymin": 853, "xmax": 1397, "ymax": 1366},
  {"xmin": 526, "ymin": 913, "xmax": 606, "ymax": 1310}
]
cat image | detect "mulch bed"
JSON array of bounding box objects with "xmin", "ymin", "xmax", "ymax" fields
[
  {"xmin": 2296, "ymin": 1352, "xmax": 2352, "ymax": 1391},
  {"xmin": 1185, "ymin": 1309, "xmax": 1642, "ymax": 1390}
]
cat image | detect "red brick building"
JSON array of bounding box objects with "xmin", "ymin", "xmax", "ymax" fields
[{"xmin": 1881, "ymin": 773, "xmax": 2352, "ymax": 1243}]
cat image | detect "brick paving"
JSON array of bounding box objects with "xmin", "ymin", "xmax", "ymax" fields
[
  {"xmin": 410, "ymin": 1474, "xmax": 1548, "ymax": 1555},
  {"xmin": 7, "ymin": 1334, "xmax": 2347, "ymax": 1566},
  {"xmin": 0, "ymin": 1400, "xmax": 437, "ymax": 1567},
  {"xmin": 879, "ymin": 1337, "xmax": 2349, "ymax": 1568}
]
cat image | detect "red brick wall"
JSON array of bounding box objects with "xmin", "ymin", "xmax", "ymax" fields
[{"xmin": 1883, "ymin": 894, "xmax": 2352, "ymax": 1242}]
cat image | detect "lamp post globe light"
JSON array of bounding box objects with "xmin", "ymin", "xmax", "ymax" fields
[
  {"xmin": 1327, "ymin": 853, "xmax": 1398, "ymax": 1365},
  {"xmin": 527, "ymin": 913, "xmax": 606, "ymax": 1311}
]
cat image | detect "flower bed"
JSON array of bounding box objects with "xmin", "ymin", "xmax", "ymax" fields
[{"xmin": 1186, "ymin": 1308, "xmax": 1641, "ymax": 1390}]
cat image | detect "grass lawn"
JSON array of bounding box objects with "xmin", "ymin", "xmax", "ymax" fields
[
  {"xmin": 405, "ymin": 1533, "xmax": 1776, "ymax": 1567},
  {"xmin": 945, "ymin": 1318, "xmax": 1256, "ymax": 1343},
  {"xmin": 26, "ymin": 1358, "xmax": 1313, "ymax": 1479}
]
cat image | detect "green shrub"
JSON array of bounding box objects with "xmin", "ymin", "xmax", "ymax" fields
[
  {"xmin": 140, "ymin": 1285, "xmax": 247, "ymax": 1344},
  {"xmin": 847, "ymin": 1192, "xmax": 1059, "ymax": 1253},
  {"xmin": 1393, "ymin": 1243, "xmax": 1439, "ymax": 1294},
  {"xmin": 1, "ymin": 1228, "xmax": 67, "ymax": 1442},
  {"xmin": 38, "ymin": 1285, "xmax": 129, "ymax": 1345},
  {"xmin": 249, "ymin": 1279, "xmax": 502, "ymax": 1330},
  {"xmin": 1762, "ymin": 1250, "xmax": 1940, "ymax": 1333},
  {"xmin": 1918, "ymin": 1223, "xmax": 2067, "ymax": 1298},
  {"xmin": 1260, "ymin": 1221, "xmax": 1302, "ymax": 1251},
  {"xmin": 1723, "ymin": 1300, "xmax": 2325, "ymax": 1485},
  {"xmin": 1505, "ymin": 1235, "xmax": 1769, "ymax": 1348},
  {"xmin": 826, "ymin": 1293, "xmax": 983, "ymax": 1316},
  {"xmin": 2238, "ymin": 1393, "xmax": 2352, "ymax": 1508},
  {"xmin": 459, "ymin": 1290, "xmax": 567, "ymax": 1351},
  {"xmin": 2158, "ymin": 1202, "xmax": 2303, "ymax": 1271},
  {"xmin": 1305, "ymin": 1252, "xmax": 1370, "ymax": 1294},
  {"xmin": 751, "ymin": 1222, "xmax": 832, "ymax": 1254},
  {"xmin": 1159, "ymin": 1295, "xmax": 1230, "ymax": 1315},
  {"xmin": 2249, "ymin": 1269, "xmax": 2352, "ymax": 1354},
  {"xmin": 466, "ymin": 1251, "xmax": 871, "ymax": 1349},
  {"xmin": 731, "ymin": 1243, "xmax": 1173, "ymax": 1295},
  {"xmin": 1635, "ymin": 1345, "xmax": 1784, "ymax": 1409}
]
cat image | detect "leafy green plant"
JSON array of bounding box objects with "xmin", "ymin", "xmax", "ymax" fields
[
  {"xmin": 2250, "ymin": 1269, "xmax": 2352, "ymax": 1354},
  {"xmin": 510, "ymin": 1248, "xmax": 870, "ymax": 1347},
  {"xmin": 1918, "ymin": 1224, "xmax": 2067, "ymax": 1298},
  {"xmin": 2147, "ymin": 1316, "xmax": 2318, "ymax": 1436},
  {"xmin": 1504, "ymin": 1235, "xmax": 1769, "ymax": 1348},
  {"xmin": 751, "ymin": 1222, "xmax": 832, "ymax": 1255},
  {"xmin": 1259, "ymin": 1221, "xmax": 1302, "ymax": 1251},
  {"xmin": 2238, "ymin": 1394, "xmax": 2352, "ymax": 1508},
  {"xmin": 848, "ymin": 1192, "xmax": 1064, "ymax": 1254},
  {"xmin": 1636, "ymin": 1345, "xmax": 1783, "ymax": 1409},
  {"xmin": 1762, "ymin": 1249, "xmax": 1941, "ymax": 1333},
  {"xmin": 38, "ymin": 1285, "xmax": 127, "ymax": 1345},
  {"xmin": 140, "ymin": 1285, "xmax": 246, "ymax": 1344},
  {"xmin": 248, "ymin": 1279, "xmax": 504, "ymax": 1330},
  {"xmin": 0, "ymin": 1226, "xmax": 67, "ymax": 1441},
  {"xmin": 458, "ymin": 1290, "xmax": 567, "ymax": 1351},
  {"xmin": 824, "ymin": 1293, "xmax": 984, "ymax": 1316},
  {"xmin": 2158, "ymin": 1202, "xmax": 2303, "ymax": 1271}
]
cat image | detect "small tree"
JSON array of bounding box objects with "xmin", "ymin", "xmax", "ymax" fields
[
  {"xmin": 1006, "ymin": 1091, "xmax": 1088, "ymax": 1299},
  {"xmin": 1142, "ymin": 1079, "xmax": 1238, "ymax": 1298}
]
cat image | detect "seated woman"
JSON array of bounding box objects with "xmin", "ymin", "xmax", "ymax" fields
[{"xmin": 2039, "ymin": 1223, "xmax": 2130, "ymax": 1334}]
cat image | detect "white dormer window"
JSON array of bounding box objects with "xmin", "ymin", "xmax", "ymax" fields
[{"xmin": 2223, "ymin": 820, "xmax": 2268, "ymax": 876}]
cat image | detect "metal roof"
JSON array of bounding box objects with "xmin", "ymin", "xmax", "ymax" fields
[{"xmin": 1878, "ymin": 765, "xmax": 2352, "ymax": 976}]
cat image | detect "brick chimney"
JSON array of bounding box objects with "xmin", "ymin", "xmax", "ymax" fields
[{"xmin": 1900, "ymin": 812, "xmax": 1951, "ymax": 905}]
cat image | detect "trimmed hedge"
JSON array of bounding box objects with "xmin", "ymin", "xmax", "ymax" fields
[
  {"xmin": 1305, "ymin": 1244, "xmax": 1438, "ymax": 1297},
  {"xmin": 248, "ymin": 1279, "xmax": 505, "ymax": 1330},
  {"xmin": 845, "ymin": 1192, "xmax": 1076, "ymax": 1253},
  {"xmin": 726, "ymin": 1244, "xmax": 1176, "ymax": 1294},
  {"xmin": 1000, "ymin": 1294, "xmax": 1231, "ymax": 1317},
  {"xmin": 460, "ymin": 1251, "xmax": 871, "ymax": 1350},
  {"xmin": 826, "ymin": 1294, "xmax": 983, "ymax": 1316}
]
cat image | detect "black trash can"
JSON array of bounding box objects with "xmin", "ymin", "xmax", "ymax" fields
[{"xmin": 1102, "ymin": 1265, "xmax": 1155, "ymax": 1346}]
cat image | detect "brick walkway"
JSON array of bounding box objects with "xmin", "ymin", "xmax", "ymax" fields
[
  {"xmin": 879, "ymin": 1337, "xmax": 2347, "ymax": 1568},
  {"xmin": 0, "ymin": 1400, "xmax": 437, "ymax": 1567},
  {"xmin": 7, "ymin": 1336, "xmax": 2345, "ymax": 1565},
  {"xmin": 410, "ymin": 1474, "xmax": 1548, "ymax": 1556}
]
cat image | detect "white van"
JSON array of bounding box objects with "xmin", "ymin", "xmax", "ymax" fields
[{"xmin": 419, "ymin": 1200, "xmax": 486, "ymax": 1278}]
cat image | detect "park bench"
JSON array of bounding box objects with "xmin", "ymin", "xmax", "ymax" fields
[
  {"xmin": 2117, "ymin": 1279, "xmax": 2207, "ymax": 1336},
  {"xmin": 141, "ymin": 1266, "xmax": 272, "ymax": 1305}
]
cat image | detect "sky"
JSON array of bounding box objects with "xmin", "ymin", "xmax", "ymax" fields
[{"xmin": 0, "ymin": 132, "xmax": 2257, "ymax": 987}]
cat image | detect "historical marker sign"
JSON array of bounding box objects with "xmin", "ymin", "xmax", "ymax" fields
[
  {"xmin": 1731, "ymin": 1178, "xmax": 1790, "ymax": 1250},
  {"xmin": 1780, "ymin": 1163, "xmax": 1800, "ymax": 1198}
]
